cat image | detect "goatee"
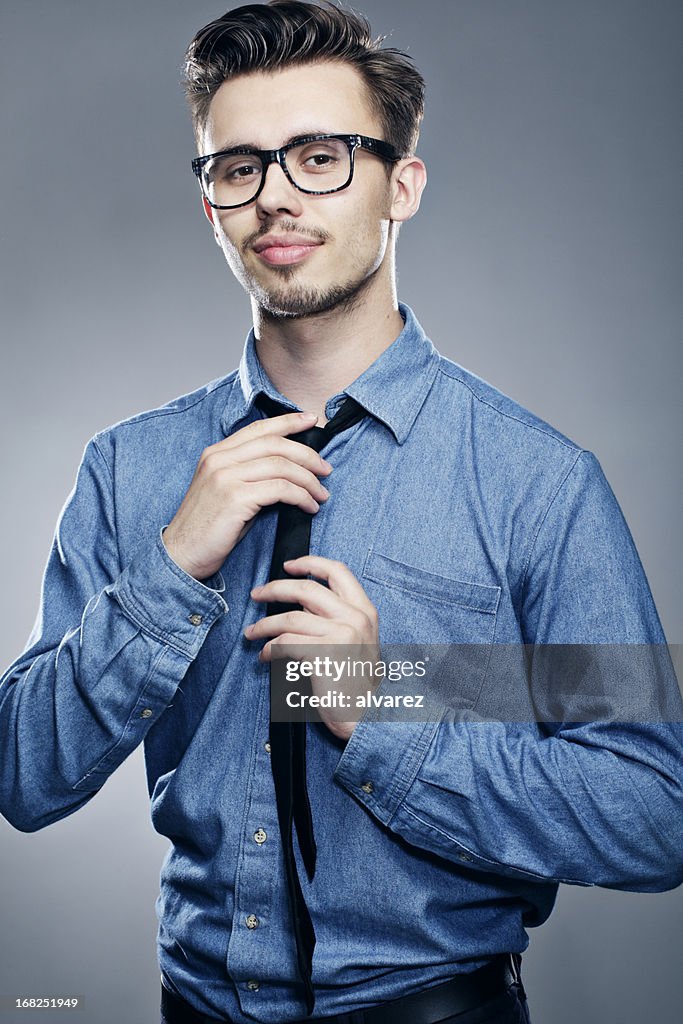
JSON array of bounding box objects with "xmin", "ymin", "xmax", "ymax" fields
[{"xmin": 251, "ymin": 269, "xmax": 378, "ymax": 320}]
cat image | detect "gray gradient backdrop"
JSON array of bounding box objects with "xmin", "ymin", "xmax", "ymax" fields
[{"xmin": 1, "ymin": 2, "xmax": 681, "ymax": 1022}]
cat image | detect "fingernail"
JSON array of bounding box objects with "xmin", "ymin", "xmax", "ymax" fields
[
  {"xmin": 300, "ymin": 412, "xmax": 317, "ymax": 421},
  {"xmin": 319, "ymin": 489, "xmax": 330, "ymax": 501},
  {"xmin": 320, "ymin": 459, "xmax": 333, "ymax": 471}
]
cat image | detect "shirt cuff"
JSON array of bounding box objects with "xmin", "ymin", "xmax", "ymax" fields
[
  {"xmin": 333, "ymin": 702, "xmax": 443, "ymax": 827},
  {"xmin": 111, "ymin": 529, "xmax": 228, "ymax": 660}
]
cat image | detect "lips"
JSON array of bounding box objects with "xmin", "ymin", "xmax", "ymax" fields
[{"xmin": 252, "ymin": 234, "xmax": 323, "ymax": 266}]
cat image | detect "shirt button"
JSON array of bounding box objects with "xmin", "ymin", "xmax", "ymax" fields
[
  {"xmin": 246, "ymin": 980, "xmax": 260, "ymax": 992},
  {"xmin": 140, "ymin": 708, "xmax": 153, "ymax": 719},
  {"xmin": 458, "ymin": 852, "xmax": 474, "ymax": 862},
  {"xmin": 245, "ymin": 914, "xmax": 260, "ymax": 930},
  {"xmin": 360, "ymin": 781, "xmax": 374, "ymax": 794},
  {"xmin": 264, "ymin": 741, "xmax": 271, "ymax": 754},
  {"xmin": 188, "ymin": 613, "xmax": 203, "ymax": 626},
  {"xmin": 254, "ymin": 828, "xmax": 267, "ymax": 845}
]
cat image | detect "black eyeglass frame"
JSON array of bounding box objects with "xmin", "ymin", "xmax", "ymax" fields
[{"xmin": 191, "ymin": 133, "xmax": 401, "ymax": 210}]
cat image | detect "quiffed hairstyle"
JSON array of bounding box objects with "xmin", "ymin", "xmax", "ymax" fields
[{"xmin": 183, "ymin": 0, "xmax": 425, "ymax": 157}]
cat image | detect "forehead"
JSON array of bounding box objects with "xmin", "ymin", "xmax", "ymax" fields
[{"xmin": 202, "ymin": 61, "xmax": 381, "ymax": 152}]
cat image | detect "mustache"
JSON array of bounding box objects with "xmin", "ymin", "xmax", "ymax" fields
[{"xmin": 241, "ymin": 220, "xmax": 331, "ymax": 254}]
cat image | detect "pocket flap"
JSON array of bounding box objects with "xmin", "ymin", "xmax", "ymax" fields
[{"xmin": 362, "ymin": 550, "xmax": 500, "ymax": 614}]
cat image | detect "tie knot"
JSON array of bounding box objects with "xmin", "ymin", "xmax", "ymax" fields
[
  {"xmin": 254, "ymin": 393, "xmax": 367, "ymax": 451},
  {"xmin": 295, "ymin": 426, "xmax": 327, "ymax": 452}
]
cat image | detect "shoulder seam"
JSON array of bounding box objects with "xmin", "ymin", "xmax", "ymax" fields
[
  {"xmin": 520, "ymin": 449, "xmax": 587, "ymax": 598},
  {"xmin": 90, "ymin": 437, "xmax": 114, "ymax": 487},
  {"xmin": 95, "ymin": 372, "xmax": 238, "ymax": 435},
  {"xmin": 90, "ymin": 437, "xmax": 122, "ymax": 574},
  {"xmin": 436, "ymin": 363, "xmax": 582, "ymax": 452}
]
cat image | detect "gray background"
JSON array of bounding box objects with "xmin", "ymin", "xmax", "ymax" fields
[{"xmin": 0, "ymin": 1, "xmax": 681, "ymax": 1022}]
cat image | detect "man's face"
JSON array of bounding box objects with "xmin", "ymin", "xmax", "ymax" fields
[{"xmin": 201, "ymin": 62, "xmax": 397, "ymax": 318}]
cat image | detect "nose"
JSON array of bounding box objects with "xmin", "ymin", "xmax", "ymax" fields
[{"xmin": 255, "ymin": 158, "xmax": 304, "ymax": 219}]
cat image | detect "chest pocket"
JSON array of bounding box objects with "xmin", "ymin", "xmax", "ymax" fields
[{"xmin": 361, "ymin": 550, "xmax": 500, "ymax": 708}]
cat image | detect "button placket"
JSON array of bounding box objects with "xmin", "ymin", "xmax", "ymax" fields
[{"xmin": 227, "ymin": 676, "xmax": 279, "ymax": 1008}]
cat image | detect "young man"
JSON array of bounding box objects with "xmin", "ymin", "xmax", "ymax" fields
[{"xmin": 1, "ymin": 3, "xmax": 681, "ymax": 1024}]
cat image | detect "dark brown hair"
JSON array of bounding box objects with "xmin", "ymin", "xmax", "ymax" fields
[{"xmin": 183, "ymin": 1, "xmax": 425, "ymax": 157}]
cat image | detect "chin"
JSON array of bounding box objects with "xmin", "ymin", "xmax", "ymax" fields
[{"xmin": 249, "ymin": 270, "xmax": 378, "ymax": 320}]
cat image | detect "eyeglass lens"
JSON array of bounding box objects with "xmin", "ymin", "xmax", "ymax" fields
[{"xmin": 200, "ymin": 137, "xmax": 352, "ymax": 206}]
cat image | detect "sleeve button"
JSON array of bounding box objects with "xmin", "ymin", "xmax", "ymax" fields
[{"xmin": 360, "ymin": 781, "xmax": 374, "ymax": 794}]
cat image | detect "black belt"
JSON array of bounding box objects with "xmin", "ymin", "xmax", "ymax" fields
[{"xmin": 161, "ymin": 954, "xmax": 521, "ymax": 1024}]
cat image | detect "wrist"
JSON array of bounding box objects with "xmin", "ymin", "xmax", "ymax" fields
[{"xmin": 161, "ymin": 526, "xmax": 208, "ymax": 581}]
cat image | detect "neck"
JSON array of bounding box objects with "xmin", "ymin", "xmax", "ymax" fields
[{"xmin": 251, "ymin": 275, "xmax": 403, "ymax": 425}]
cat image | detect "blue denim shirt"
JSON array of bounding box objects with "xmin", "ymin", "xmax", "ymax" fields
[{"xmin": 1, "ymin": 305, "xmax": 681, "ymax": 1022}]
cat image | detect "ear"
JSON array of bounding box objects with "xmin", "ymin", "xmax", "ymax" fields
[
  {"xmin": 201, "ymin": 195, "xmax": 214, "ymax": 224},
  {"xmin": 389, "ymin": 156, "xmax": 427, "ymax": 223},
  {"xmin": 201, "ymin": 196, "xmax": 223, "ymax": 246}
]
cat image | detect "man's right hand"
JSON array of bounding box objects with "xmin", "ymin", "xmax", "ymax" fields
[{"xmin": 162, "ymin": 411, "xmax": 332, "ymax": 581}]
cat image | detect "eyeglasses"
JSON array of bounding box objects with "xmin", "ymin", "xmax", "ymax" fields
[{"xmin": 191, "ymin": 133, "xmax": 400, "ymax": 210}]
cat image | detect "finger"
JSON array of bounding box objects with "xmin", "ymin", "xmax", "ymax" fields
[
  {"xmin": 282, "ymin": 555, "xmax": 376, "ymax": 611},
  {"xmin": 245, "ymin": 610, "xmax": 330, "ymax": 640},
  {"xmin": 246, "ymin": 479, "xmax": 324, "ymax": 516},
  {"xmin": 205, "ymin": 411, "xmax": 321, "ymax": 455},
  {"xmin": 200, "ymin": 436, "xmax": 333, "ymax": 484},
  {"xmin": 234, "ymin": 456, "xmax": 330, "ymax": 502},
  {"xmin": 251, "ymin": 577, "xmax": 348, "ymax": 619},
  {"xmin": 223, "ymin": 435, "xmax": 333, "ymax": 476},
  {"xmin": 235, "ymin": 410, "xmax": 320, "ymax": 442},
  {"xmin": 258, "ymin": 634, "xmax": 324, "ymax": 663}
]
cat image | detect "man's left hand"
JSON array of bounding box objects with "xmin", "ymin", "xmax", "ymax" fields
[{"xmin": 244, "ymin": 555, "xmax": 380, "ymax": 741}]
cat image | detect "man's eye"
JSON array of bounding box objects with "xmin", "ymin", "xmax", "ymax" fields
[
  {"xmin": 227, "ymin": 163, "xmax": 260, "ymax": 180},
  {"xmin": 303, "ymin": 152, "xmax": 337, "ymax": 168},
  {"xmin": 209, "ymin": 158, "xmax": 261, "ymax": 186}
]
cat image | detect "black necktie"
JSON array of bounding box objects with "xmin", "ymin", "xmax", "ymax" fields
[{"xmin": 255, "ymin": 393, "xmax": 366, "ymax": 1016}]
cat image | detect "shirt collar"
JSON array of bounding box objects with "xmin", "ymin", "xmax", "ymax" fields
[{"xmin": 219, "ymin": 303, "xmax": 439, "ymax": 445}]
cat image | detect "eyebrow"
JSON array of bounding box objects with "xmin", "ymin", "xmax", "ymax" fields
[{"xmin": 212, "ymin": 128, "xmax": 338, "ymax": 153}]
